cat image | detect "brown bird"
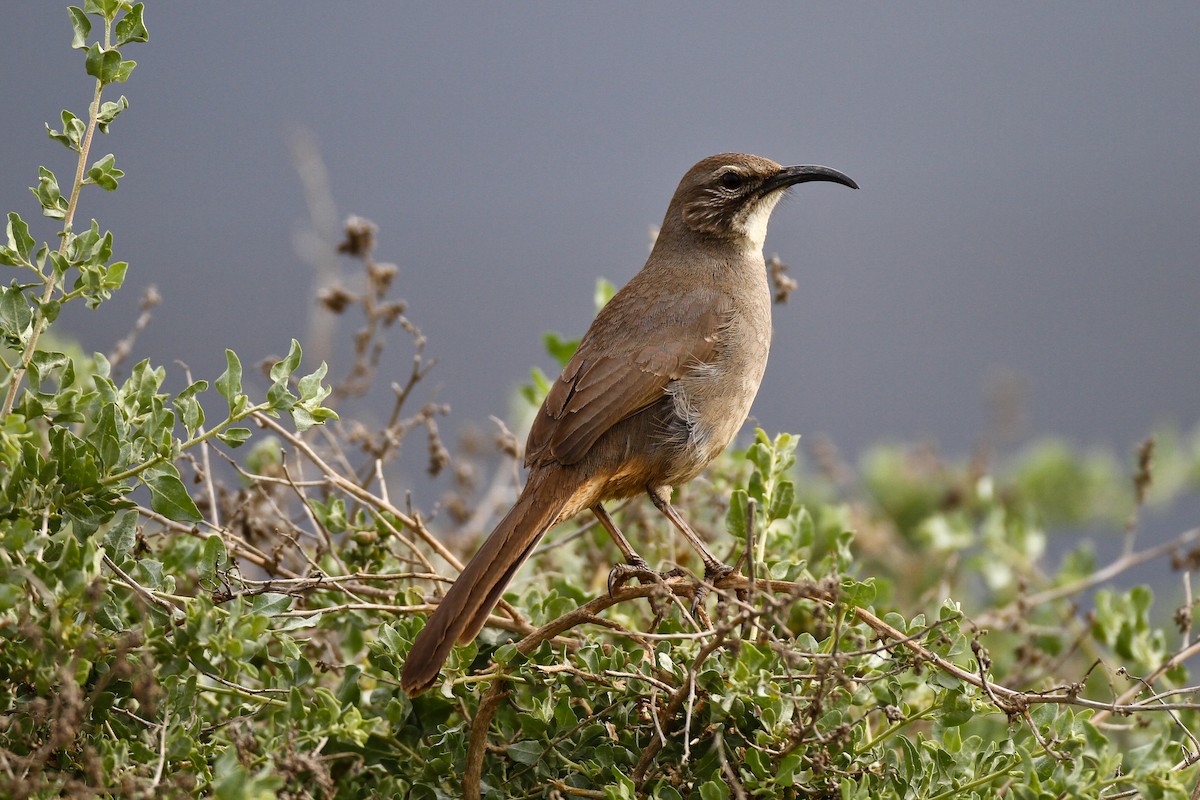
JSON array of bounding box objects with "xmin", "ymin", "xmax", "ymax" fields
[{"xmin": 401, "ymin": 153, "xmax": 856, "ymax": 696}]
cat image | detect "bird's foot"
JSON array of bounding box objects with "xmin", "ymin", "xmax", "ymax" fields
[
  {"xmin": 608, "ymin": 557, "xmax": 690, "ymax": 632},
  {"xmin": 689, "ymin": 562, "xmax": 740, "ymax": 623},
  {"xmin": 607, "ymin": 556, "xmax": 687, "ymax": 596}
]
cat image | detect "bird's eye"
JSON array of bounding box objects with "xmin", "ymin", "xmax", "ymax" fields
[{"xmin": 718, "ymin": 171, "xmax": 744, "ymax": 191}]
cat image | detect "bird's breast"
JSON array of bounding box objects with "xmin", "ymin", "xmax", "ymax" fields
[{"xmin": 665, "ymin": 280, "xmax": 772, "ymax": 479}]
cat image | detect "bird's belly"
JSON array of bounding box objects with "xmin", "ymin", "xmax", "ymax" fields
[{"xmin": 666, "ymin": 355, "xmax": 767, "ymax": 479}]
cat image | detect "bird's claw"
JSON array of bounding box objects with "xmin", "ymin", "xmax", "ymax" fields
[
  {"xmin": 607, "ymin": 557, "xmax": 653, "ymax": 596},
  {"xmin": 689, "ymin": 562, "xmax": 739, "ymax": 620},
  {"xmin": 607, "ymin": 558, "xmax": 687, "ymax": 596}
]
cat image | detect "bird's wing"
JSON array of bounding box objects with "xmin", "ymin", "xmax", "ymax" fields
[{"xmin": 526, "ymin": 287, "xmax": 729, "ymax": 467}]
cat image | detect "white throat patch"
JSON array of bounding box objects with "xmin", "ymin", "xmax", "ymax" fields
[{"xmin": 734, "ymin": 191, "xmax": 785, "ymax": 250}]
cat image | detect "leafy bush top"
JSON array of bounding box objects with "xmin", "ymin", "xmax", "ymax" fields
[{"xmin": 2, "ymin": 5, "xmax": 1199, "ymax": 799}]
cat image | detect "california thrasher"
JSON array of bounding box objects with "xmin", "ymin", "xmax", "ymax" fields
[{"xmin": 401, "ymin": 153, "xmax": 856, "ymax": 696}]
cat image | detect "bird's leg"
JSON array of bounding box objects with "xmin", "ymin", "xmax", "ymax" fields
[
  {"xmin": 646, "ymin": 485, "xmax": 739, "ymax": 617},
  {"xmin": 591, "ymin": 503, "xmax": 647, "ymax": 569},
  {"xmin": 592, "ymin": 504, "xmax": 685, "ymax": 596},
  {"xmin": 645, "ymin": 486, "xmax": 733, "ymax": 576}
]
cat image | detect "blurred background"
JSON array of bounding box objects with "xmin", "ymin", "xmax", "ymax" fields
[{"xmin": 2, "ymin": 4, "xmax": 1197, "ymax": 535}]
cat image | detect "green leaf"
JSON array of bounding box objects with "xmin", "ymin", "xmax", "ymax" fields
[
  {"xmin": 122, "ymin": 358, "xmax": 164, "ymax": 413},
  {"xmin": 198, "ymin": 535, "xmax": 228, "ymax": 582},
  {"xmin": 215, "ymin": 349, "xmax": 243, "ymax": 413},
  {"xmin": 747, "ymin": 469, "xmax": 766, "ymax": 505},
  {"xmin": 66, "ymin": 219, "xmax": 104, "ymax": 265},
  {"xmin": 771, "ymin": 430, "xmax": 799, "ymax": 470},
  {"xmin": 93, "ymin": 350, "xmax": 112, "ymax": 377},
  {"xmin": 85, "ymin": 44, "xmax": 123, "ymax": 84},
  {"xmin": 520, "ymin": 366, "xmax": 553, "ymax": 407},
  {"xmin": 174, "ymin": 380, "xmax": 208, "ymax": 438},
  {"xmin": 114, "ymin": 4, "xmax": 148, "ymax": 46},
  {"xmin": 249, "ymin": 593, "xmax": 291, "ymax": 615},
  {"xmin": 48, "ymin": 250, "xmax": 69, "ymax": 276},
  {"xmin": 725, "ymin": 488, "xmax": 749, "ymax": 540},
  {"xmin": 939, "ymin": 597, "xmax": 962, "ymax": 621},
  {"xmin": 103, "ymin": 261, "xmax": 128, "ymax": 290},
  {"xmin": 145, "ymin": 472, "xmax": 202, "ymax": 523},
  {"xmin": 767, "ymin": 478, "xmax": 795, "ymax": 521},
  {"xmin": 310, "ymin": 497, "xmax": 347, "ymax": 533},
  {"xmin": 293, "ymin": 363, "xmax": 335, "ymax": 431},
  {"xmin": 50, "ymin": 427, "xmax": 103, "ymax": 495},
  {"xmin": 93, "ymin": 401, "xmax": 124, "ymax": 469},
  {"xmin": 593, "ymin": 276, "xmax": 617, "ymax": 310},
  {"xmin": 0, "ymin": 284, "xmax": 33, "ymax": 345},
  {"xmin": 47, "ymin": 109, "xmax": 86, "ymax": 151},
  {"xmin": 67, "ymin": 7, "xmax": 91, "ymax": 49},
  {"xmin": 506, "ymin": 740, "xmax": 542, "ymax": 766},
  {"xmin": 0, "ymin": 251, "xmax": 20, "ymax": 269},
  {"xmin": 291, "ymin": 405, "xmax": 315, "ymax": 432},
  {"xmin": 608, "ymin": 770, "xmax": 636, "ymax": 799},
  {"xmin": 492, "ymin": 643, "xmax": 519, "ymax": 666},
  {"xmin": 297, "ymin": 362, "xmax": 330, "ymax": 404},
  {"xmin": 244, "ymin": 437, "xmax": 281, "ymax": 474},
  {"xmin": 103, "ymin": 510, "xmax": 137, "ymax": 561},
  {"xmin": 306, "ymin": 406, "xmax": 337, "ymax": 424},
  {"xmin": 6, "ymin": 213, "xmax": 36, "ymax": 263},
  {"xmin": 217, "ymin": 427, "xmax": 251, "ymax": 448},
  {"xmin": 796, "ymin": 505, "xmax": 815, "ymax": 546},
  {"xmin": 269, "ymin": 339, "xmax": 303, "ymax": 384},
  {"xmin": 27, "ymin": 350, "xmax": 71, "ymax": 390},
  {"xmin": 747, "ymin": 441, "xmax": 772, "ymax": 476},
  {"xmin": 95, "ymin": 95, "xmax": 128, "ymax": 134},
  {"xmin": 212, "ymin": 749, "xmax": 247, "ymax": 800},
  {"xmin": 267, "ymin": 380, "xmax": 297, "ymax": 413},
  {"xmin": 84, "ymin": 153, "xmax": 124, "ymax": 191},
  {"xmin": 841, "ymin": 577, "xmax": 877, "ymax": 607},
  {"xmin": 834, "ymin": 528, "xmax": 855, "ymax": 571},
  {"xmin": 31, "ymin": 167, "xmax": 68, "ymax": 219},
  {"xmin": 542, "ymin": 331, "xmax": 579, "ymax": 368},
  {"xmin": 265, "ymin": 340, "xmax": 303, "ymax": 412},
  {"xmin": 112, "ymin": 59, "xmax": 137, "ymax": 83},
  {"xmin": 84, "ymin": 0, "xmax": 121, "ymax": 20},
  {"xmin": 940, "ymin": 688, "xmax": 975, "ymax": 727}
]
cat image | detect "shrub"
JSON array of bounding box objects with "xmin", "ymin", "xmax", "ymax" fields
[{"xmin": 2, "ymin": 5, "xmax": 1198, "ymax": 798}]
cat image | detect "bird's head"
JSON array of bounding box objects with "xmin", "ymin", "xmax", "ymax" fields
[{"xmin": 665, "ymin": 153, "xmax": 857, "ymax": 249}]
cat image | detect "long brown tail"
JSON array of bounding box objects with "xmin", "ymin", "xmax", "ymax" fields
[{"xmin": 401, "ymin": 468, "xmax": 576, "ymax": 696}]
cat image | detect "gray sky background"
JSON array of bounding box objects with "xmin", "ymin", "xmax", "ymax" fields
[{"xmin": 3, "ymin": 4, "xmax": 1198, "ymax": 500}]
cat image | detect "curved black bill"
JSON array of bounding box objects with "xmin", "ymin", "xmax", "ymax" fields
[{"xmin": 760, "ymin": 164, "xmax": 859, "ymax": 195}]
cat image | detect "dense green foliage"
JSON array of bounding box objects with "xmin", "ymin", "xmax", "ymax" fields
[{"xmin": 3, "ymin": 5, "xmax": 1200, "ymax": 798}]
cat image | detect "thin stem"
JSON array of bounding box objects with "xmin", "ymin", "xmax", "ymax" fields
[
  {"xmin": 200, "ymin": 681, "xmax": 288, "ymax": 709},
  {"xmin": 63, "ymin": 400, "xmax": 271, "ymax": 502},
  {"xmin": 1013, "ymin": 527, "xmax": 1200, "ymax": 611},
  {"xmin": 925, "ymin": 765, "xmax": 1017, "ymax": 800},
  {"xmin": 856, "ymin": 706, "xmax": 935, "ymax": 753},
  {"xmin": 2, "ymin": 22, "xmax": 110, "ymax": 418}
]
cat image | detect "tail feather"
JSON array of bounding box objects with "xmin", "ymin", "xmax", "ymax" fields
[{"xmin": 401, "ymin": 469, "xmax": 574, "ymax": 696}]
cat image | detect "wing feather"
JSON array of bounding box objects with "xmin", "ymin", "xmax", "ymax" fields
[{"xmin": 525, "ymin": 287, "xmax": 730, "ymax": 467}]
